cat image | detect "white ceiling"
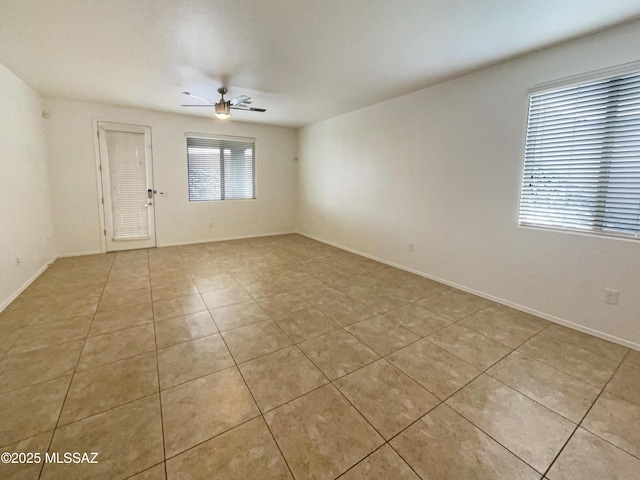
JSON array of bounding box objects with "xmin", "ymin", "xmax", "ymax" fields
[{"xmin": 1, "ymin": 0, "xmax": 639, "ymax": 127}]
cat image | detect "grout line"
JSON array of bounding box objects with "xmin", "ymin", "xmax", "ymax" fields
[
  {"xmin": 4, "ymin": 238, "xmax": 635, "ymax": 480},
  {"xmin": 209, "ymin": 293, "xmax": 298, "ymax": 480},
  {"xmin": 144, "ymin": 248, "xmax": 170, "ymax": 480},
  {"xmin": 36, "ymin": 254, "xmax": 116, "ymax": 480},
  {"xmin": 541, "ymin": 349, "xmax": 630, "ymax": 477}
]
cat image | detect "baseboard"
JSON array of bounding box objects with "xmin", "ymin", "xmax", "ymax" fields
[
  {"xmin": 298, "ymin": 231, "xmax": 640, "ymax": 351},
  {"xmin": 0, "ymin": 255, "xmax": 57, "ymax": 313},
  {"xmin": 159, "ymin": 231, "xmax": 298, "ymax": 248},
  {"xmin": 57, "ymin": 250, "xmax": 103, "ymax": 258}
]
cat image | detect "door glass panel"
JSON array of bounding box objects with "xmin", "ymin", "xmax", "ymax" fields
[{"xmin": 105, "ymin": 131, "xmax": 150, "ymax": 240}]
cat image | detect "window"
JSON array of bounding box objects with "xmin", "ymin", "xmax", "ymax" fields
[
  {"xmin": 187, "ymin": 135, "xmax": 255, "ymax": 201},
  {"xmin": 519, "ymin": 68, "xmax": 640, "ymax": 239}
]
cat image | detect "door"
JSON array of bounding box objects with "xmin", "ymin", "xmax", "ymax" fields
[{"xmin": 98, "ymin": 122, "xmax": 156, "ymax": 251}]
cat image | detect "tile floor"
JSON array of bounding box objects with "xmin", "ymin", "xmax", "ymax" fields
[{"xmin": 0, "ymin": 234, "xmax": 638, "ymax": 479}]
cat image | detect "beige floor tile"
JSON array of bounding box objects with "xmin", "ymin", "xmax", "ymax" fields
[
  {"xmin": 150, "ymin": 272, "xmax": 192, "ymax": 288},
  {"xmin": 161, "ymin": 367, "xmax": 259, "ymax": 457},
  {"xmin": 221, "ymin": 320, "xmax": 293, "ymax": 363},
  {"xmin": 41, "ymin": 395, "xmax": 164, "ymax": 480},
  {"xmin": 605, "ymin": 364, "xmax": 640, "ymax": 407},
  {"xmin": 0, "ymin": 308, "xmax": 37, "ymax": 332},
  {"xmin": 99, "ymin": 287, "xmax": 152, "ymax": 310},
  {"xmin": 264, "ymin": 385, "xmax": 383, "ymax": 480},
  {"xmin": 129, "ymin": 463, "xmax": 166, "ymax": 480},
  {"xmin": 391, "ymin": 404, "xmax": 540, "ymax": 480},
  {"xmin": 458, "ymin": 304, "xmax": 549, "ymax": 348},
  {"xmin": 200, "ymin": 285, "xmax": 251, "ymax": 310},
  {"xmin": 78, "ymin": 324, "xmax": 155, "ymax": 371},
  {"xmin": 158, "ymin": 335, "xmax": 234, "ymax": 389},
  {"xmin": 152, "ymin": 294, "xmax": 207, "ymax": 321},
  {"xmin": 416, "ymin": 290, "xmax": 492, "ymax": 321},
  {"xmin": 5, "ymin": 236, "xmax": 637, "ymax": 480},
  {"xmin": 32, "ymin": 296, "xmax": 100, "ymax": 325},
  {"xmin": 518, "ymin": 332, "xmax": 619, "ymax": 388},
  {"xmin": 108, "ymin": 266, "xmax": 150, "ymax": 282},
  {"xmin": 298, "ymin": 329, "xmax": 380, "ymax": 380},
  {"xmin": 447, "ymin": 374, "xmax": 575, "ymax": 473},
  {"xmin": 89, "ymin": 303, "xmax": 153, "ymax": 336},
  {"xmin": 487, "ymin": 351, "xmax": 600, "ymax": 423},
  {"xmin": 9, "ymin": 316, "xmax": 92, "ymax": 355},
  {"xmin": 155, "ymin": 311, "xmax": 218, "ymax": 349},
  {"xmin": 0, "ymin": 376, "xmax": 70, "ymax": 447},
  {"xmin": 294, "ymin": 283, "xmax": 345, "ymax": 306},
  {"xmin": 427, "ymin": 324, "xmax": 512, "ymax": 369},
  {"xmin": 546, "ymin": 428, "xmax": 640, "ymax": 480},
  {"xmin": 274, "ymin": 307, "xmax": 340, "ymax": 343},
  {"xmin": 209, "ymin": 300, "xmax": 270, "ymax": 332},
  {"xmin": 582, "ymin": 392, "xmax": 640, "ymax": 458},
  {"xmin": 237, "ymin": 278, "xmax": 286, "ymax": 299},
  {"xmin": 316, "ymin": 297, "xmax": 377, "ymax": 327},
  {"xmin": 0, "ymin": 430, "xmax": 53, "ymax": 480},
  {"xmin": 383, "ymin": 305, "xmax": 451, "ymax": 337},
  {"xmin": 623, "ymin": 349, "xmax": 640, "ymax": 371},
  {"xmin": 543, "ymin": 324, "xmax": 628, "ymax": 362},
  {"xmin": 345, "ymin": 316, "xmax": 419, "ymax": 356},
  {"xmin": 0, "ymin": 340, "xmax": 83, "ymax": 393},
  {"xmin": 239, "ymin": 346, "xmax": 328, "ymax": 412},
  {"xmin": 59, "ymin": 353, "xmax": 158, "ymax": 425},
  {"xmin": 335, "ymin": 359, "xmax": 439, "ymax": 439},
  {"xmin": 256, "ymin": 292, "xmax": 312, "ymax": 317},
  {"xmin": 51, "ymin": 281, "xmax": 107, "ymax": 302},
  {"xmin": 349, "ymin": 288, "xmax": 408, "ymax": 314},
  {"xmin": 103, "ymin": 276, "xmax": 150, "ymax": 295},
  {"xmin": 388, "ymin": 339, "xmax": 480, "ymax": 399},
  {"xmin": 166, "ymin": 417, "xmax": 292, "ymax": 480},
  {"xmin": 339, "ymin": 445, "xmax": 419, "ymax": 480},
  {"xmin": 0, "ymin": 329, "xmax": 22, "ymax": 359},
  {"xmin": 194, "ymin": 274, "xmax": 239, "ymax": 293},
  {"xmin": 151, "ymin": 280, "xmax": 198, "ymax": 301}
]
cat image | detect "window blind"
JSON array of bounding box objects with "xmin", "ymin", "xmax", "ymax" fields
[
  {"xmin": 519, "ymin": 70, "xmax": 640, "ymax": 239},
  {"xmin": 187, "ymin": 136, "xmax": 255, "ymax": 201},
  {"xmin": 106, "ymin": 131, "xmax": 150, "ymax": 240}
]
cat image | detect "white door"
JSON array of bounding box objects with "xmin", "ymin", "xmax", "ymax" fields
[{"xmin": 98, "ymin": 122, "xmax": 156, "ymax": 251}]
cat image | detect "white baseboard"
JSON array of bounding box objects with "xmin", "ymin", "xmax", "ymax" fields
[
  {"xmin": 159, "ymin": 231, "xmax": 298, "ymax": 248},
  {"xmin": 0, "ymin": 255, "xmax": 57, "ymax": 313},
  {"xmin": 57, "ymin": 250, "xmax": 103, "ymax": 258},
  {"xmin": 297, "ymin": 231, "xmax": 640, "ymax": 352}
]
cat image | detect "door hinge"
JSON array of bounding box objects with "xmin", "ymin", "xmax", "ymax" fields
[
  {"xmin": 99, "ymin": 164, "xmax": 102, "ymax": 172},
  {"xmin": 101, "ymin": 197, "xmax": 104, "ymax": 204},
  {"xmin": 103, "ymin": 229, "xmax": 106, "ymax": 236}
]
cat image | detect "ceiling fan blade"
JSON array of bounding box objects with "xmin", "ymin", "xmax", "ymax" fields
[
  {"xmin": 229, "ymin": 95, "xmax": 251, "ymax": 106},
  {"xmin": 230, "ymin": 106, "xmax": 266, "ymax": 112},
  {"xmin": 182, "ymin": 91, "xmax": 216, "ymax": 104},
  {"xmin": 180, "ymin": 104, "xmax": 215, "ymax": 107}
]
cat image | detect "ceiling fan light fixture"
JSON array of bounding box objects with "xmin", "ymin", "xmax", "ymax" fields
[{"xmin": 214, "ymin": 101, "xmax": 231, "ymax": 119}]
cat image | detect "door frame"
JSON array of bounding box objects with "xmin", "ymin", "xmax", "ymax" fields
[{"xmin": 93, "ymin": 120, "xmax": 156, "ymax": 252}]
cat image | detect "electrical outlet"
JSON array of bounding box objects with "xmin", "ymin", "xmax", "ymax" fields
[
  {"xmin": 603, "ymin": 288, "xmax": 619, "ymax": 305},
  {"xmin": 408, "ymin": 243, "xmax": 415, "ymax": 252},
  {"xmin": 209, "ymin": 222, "xmax": 213, "ymax": 228},
  {"xmin": 15, "ymin": 257, "xmax": 21, "ymax": 266}
]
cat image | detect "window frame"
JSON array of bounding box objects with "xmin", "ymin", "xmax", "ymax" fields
[
  {"xmin": 517, "ymin": 61, "xmax": 640, "ymax": 241},
  {"xmin": 185, "ymin": 133, "xmax": 257, "ymax": 203}
]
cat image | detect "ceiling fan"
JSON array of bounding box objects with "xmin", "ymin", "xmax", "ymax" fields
[{"xmin": 181, "ymin": 87, "xmax": 266, "ymax": 119}]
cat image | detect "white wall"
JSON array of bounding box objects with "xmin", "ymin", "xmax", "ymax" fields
[
  {"xmin": 298, "ymin": 20, "xmax": 640, "ymax": 348},
  {"xmin": 0, "ymin": 64, "xmax": 56, "ymax": 309},
  {"xmin": 44, "ymin": 100, "xmax": 298, "ymax": 255}
]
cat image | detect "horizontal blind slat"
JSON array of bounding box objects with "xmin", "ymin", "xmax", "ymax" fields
[
  {"xmin": 187, "ymin": 136, "xmax": 255, "ymax": 201},
  {"xmin": 519, "ymin": 70, "xmax": 640, "ymax": 238}
]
